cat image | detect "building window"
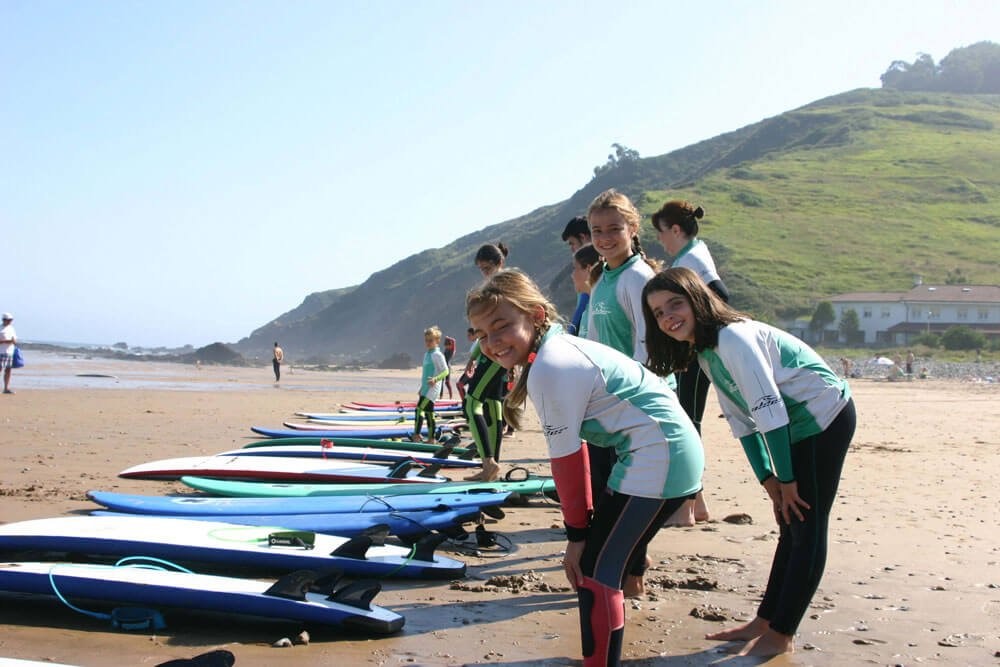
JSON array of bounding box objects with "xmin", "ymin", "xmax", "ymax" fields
[
  {"xmin": 863, "ymin": 307, "xmax": 872, "ymax": 319},
  {"xmin": 881, "ymin": 308, "xmax": 891, "ymax": 318},
  {"xmin": 910, "ymin": 307, "xmax": 922, "ymax": 318},
  {"xmin": 957, "ymin": 308, "xmax": 968, "ymax": 320},
  {"xmin": 979, "ymin": 308, "xmax": 990, "ymax": 321},
  {"xmin": 928, "ymin": 308, "xmax": 941, "ymax": 320}
]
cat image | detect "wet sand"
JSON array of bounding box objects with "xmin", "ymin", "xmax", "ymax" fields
[{"xmin": 0, "ymin": 353, "xmax": 998, "ymax": 666}]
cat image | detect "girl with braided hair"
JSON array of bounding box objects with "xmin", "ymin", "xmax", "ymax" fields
[
  {"xmin": 467, "ymin": 269, "xmax": 703, "ymax": 667},
  {"xmin": 583, "ymin": 188, "xmax": 667, "ymax": 597}
]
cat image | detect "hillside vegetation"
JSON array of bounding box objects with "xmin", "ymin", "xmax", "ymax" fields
[{"xmin": 235, "ymin": 88, "xmax": 1000, "ymax": 363}]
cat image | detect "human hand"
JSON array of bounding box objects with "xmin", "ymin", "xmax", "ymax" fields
[
  {"xmin": 562, "ymin": 541, "xmax": 585, "ymax": 590},
  {"xmin": 778, "ymin": 480, "xmax": 810, "ymax": 523}
]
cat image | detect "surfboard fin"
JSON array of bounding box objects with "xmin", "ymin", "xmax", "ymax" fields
[
  {"xmin": 431, "ymin": 443, "xmax": 455, "ymax": 459},
  {"xmin": 387, "ymin": 460, "xmax": 414, "ymax": 479},
  {"xmin": 361, "ymin": 523, "xmax": 391, "ymax": 547},
  {"xmin": 417, "ymin": 463, "xmax": 442, "ymax": 479},
  {"xmin": 328, "ymin": 580, "xmax": 381, "ymax": 611},
  {"xmin": 331, "ymin": 535, "xmax": 371, "ymax": 560},
  {"xmin": 481, "ymin": 504, "xmax": 506, "ymax": 520},
  {"xmin": 264, "ymin": 568, "xmax": 344, "ymax": 601},
  {"xmin": 411, "ymin": 531, "xmax": 448, "ymax": 562}
]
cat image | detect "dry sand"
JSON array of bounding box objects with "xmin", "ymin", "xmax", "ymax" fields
[{"xmin": 0, "ymin": 353, "xmax": 998, "ymax": 666}]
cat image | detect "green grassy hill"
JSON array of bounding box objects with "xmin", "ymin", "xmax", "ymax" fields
[{"xmin": 235, "ymin": 89, "xmax": 1000, "ymax": 362}]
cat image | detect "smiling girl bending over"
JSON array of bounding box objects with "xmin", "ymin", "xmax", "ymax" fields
[
  {"xmin": 467, "ymin": 269, "xmax": 703, "ymax": 667},
  {"xmin": 642, "ymin": 267, "xmax": 856, "ymax": 657}
]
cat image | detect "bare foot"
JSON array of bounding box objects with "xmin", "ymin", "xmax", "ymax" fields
[
  {"xmin": 738, "ymin": 629, "xmax": 794, "ymax": 656},
  {"xmin": 705, "ymin": 616, "xmax": 770, "ymax": 642},
  {"xmin": 662, "ymin": 499, "xmax": 695, "ymax": 527},
  {"xmin": 694, "ymin": 491, "xmax": 710, "ymax": 523},
  {"xmin": 479, "ymin": 459, "xmax": 500, "ymax": 482},
  {"xmin": 623, "ymin": 574, "xmax": 644, "ymax": 598}
]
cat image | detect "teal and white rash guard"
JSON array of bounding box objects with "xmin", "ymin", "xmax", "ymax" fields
[
  {"xmin": 697, "ymin": 320, "xmax": 851, "ymax": 482},
  {"xmin": 528, "ymin": 325, "xmax": 703, "ymax": 507},
  {"xmin": 586, "ymin": 253, "xmax": 655, "ymax": 364},
  {"xmin": 670, "ymin": 238, "xmax": 721, "ymax": 285}
]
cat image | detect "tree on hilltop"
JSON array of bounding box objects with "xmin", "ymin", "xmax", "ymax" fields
[{"xmin": 881, "ymin": 41, "xmax": 1000, "ymax": 93}]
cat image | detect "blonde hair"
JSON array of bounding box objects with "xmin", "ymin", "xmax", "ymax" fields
[
  {"xmin": 423, "ymin": 326, "xmax": 442, "ymax": 342},
  {"xmin": 587, "ymin": 188, "xmax": 660, "ymax": 271},
  {"xmin": 465, "ymin": 269, "xmax": 560, "ymax": 429}
]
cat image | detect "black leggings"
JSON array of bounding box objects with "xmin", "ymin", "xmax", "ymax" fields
[
  {"xmin": 759, "ymin": 398, "xmax": 856, "ymax": 635},
  {"xmin": 586, "ymin": 444, "xmax": 646, "ymax": 577},
  {"xmin": 412, "ymin": 395, "xmax": 436, "ymax": 440},
  {"xmin": 675, "ymin": 364, "xmax": 711, "ymax": 434}
]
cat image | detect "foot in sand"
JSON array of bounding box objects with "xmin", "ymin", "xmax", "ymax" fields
[
  {"xmin": 738, "ymin": 629, "xmax": 794, "ymax": 656},
  {"xmin": 694, "ymin": 491, "xmax": 710, "ymax": 522},
  {"xmin": 705, "ymin": 616, "xmax": 770, "ymax": 642},
  {"xmin": 623, "ymin": 573, "xmax": 645, "ymax": 598},
  {"xmin": 663, "ymin": 499, "xmax": 695, "ymax": 527},
  {"xmin": 478, "ymin": 458, "xmax": 500, "ymax": 482}
]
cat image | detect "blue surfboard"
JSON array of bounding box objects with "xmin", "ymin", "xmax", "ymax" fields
[
  {"xmin": 0, "ymin": 561, "xmax": 404, "ymax": 634},
  {"xmin": 0, "ymin": 516, "xmax": 466, "ymax": 580},
  {"xmin": 92, "ymin": 507, "xmax": 481, "ymax": 540}
]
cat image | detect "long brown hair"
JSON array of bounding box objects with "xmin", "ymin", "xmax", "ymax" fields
[
  {"xmin": 642, "ymin": 267, "xmax": 746, "ymax": 376},
  {"xmin": 465, "ymin": 269, "xmax": 560, "ymax": 429}
]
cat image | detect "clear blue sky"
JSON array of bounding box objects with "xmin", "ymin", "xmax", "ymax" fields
[{"xmin": 3, "ymin": 1, "xmax": 997, "ymax": 348}]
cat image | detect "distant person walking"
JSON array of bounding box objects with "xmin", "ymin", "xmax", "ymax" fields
[
  {"xmin": 272, "ymin": 342, "xmax": 284, "ymax": 382},
  {"xmin": 1, "ymin": 313, "xmax": 16, "ymax": 394}
]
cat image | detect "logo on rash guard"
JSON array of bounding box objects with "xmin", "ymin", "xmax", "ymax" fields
[
  {"xmin": 543, "ymin": 424, "xmax": 567, "ymax": 437},
  {"xmin": 751, "ymin": 394, "xmax": 782, "ymax": 413}
]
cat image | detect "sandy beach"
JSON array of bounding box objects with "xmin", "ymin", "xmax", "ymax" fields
[{"xmin": 0, "ymin": 352, "xmax": 998, "ymax": 666}]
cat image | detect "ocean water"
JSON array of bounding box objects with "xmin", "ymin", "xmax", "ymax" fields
[{"xmin": 10, "ymin": 350, "xmax": 414, "ymax": 394}]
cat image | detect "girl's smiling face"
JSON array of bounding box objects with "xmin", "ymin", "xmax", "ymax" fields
[
  {"xmin": 645, "ymin": 289, "xmax": 696, "ymax": 344},
  {"xmin": 468, "ymin": 299, "xmax": 542, "ymax": 369},
  {"xmin": 587, "ymin": 209, "xmax": 634, "ymax": 269}
]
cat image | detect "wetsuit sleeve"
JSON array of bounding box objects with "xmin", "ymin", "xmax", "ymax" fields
[
  {"xmin": 431, "ymin": 349, "xmax": 448, "ymax": 381},
  {"xmin": 707, "ymin": 279, "xmax": 730, "ymax": 304},
  {"xmin": 739, "ymin": 433, "xmax": 774, "ymax": 483},
  {"xmin": 568, "ymin": 293, "xmax": 588, "ymax": 336},
  {"xmin": 760, "ymin": 425, "xmax": 794, "ymax": 483},
  {"xmin": 527, "ymin": 340, "xmax": 597, "ymax": 540},
  {"xmin": 715, "ymin": 327, "xmax": 791, "ymax": 435}
]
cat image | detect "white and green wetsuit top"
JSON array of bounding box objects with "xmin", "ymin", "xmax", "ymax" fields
[
  {"xmin": 585, "ymin": 253, "xmax": 655, "ymax": 364},
  {"xmin": 420, "ymin": 346, "xmax": 449, "ymax": 401},
  {"xmin": 527, "ymin": 325, "xmax": 704, "ymax": 531},
  {"xmin": 697, "ymin": 320, "xmax": 851, "ymax": 483},
  {"xmin": 670, "ymin": 238, "xmax": 721, "ymax": 285}
]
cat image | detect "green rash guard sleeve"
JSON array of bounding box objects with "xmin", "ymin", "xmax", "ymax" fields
[
  {"xmin": 761, "ymin": 425, "xmax": 794, "ymax": 483},
  {"xmin": 739, "ymin": 433, "xmax": 774, "ymax": 483}
]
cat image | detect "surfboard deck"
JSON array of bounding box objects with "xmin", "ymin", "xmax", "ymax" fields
[
  {"xmin": 251, "ymin": 425, "xmax": 451, "ymax": 440},
  {"xmin": 218, "ymin": 443, "xmax": 479, "ymax": 469},
  {"xmin": 91, "ymin": 508, "xmax": 481, "ymax": 540},
  {"xmin": 0, "ymin": 561, "xmax": 405, "ymax": 634},
  {"xmin": 86, "ymin": 489, "xmax": 509, "ymax": 516},
  {"xmin": 242, "ymin": 435, "xmax": 477, "ymax": 459},
  {"xmin": 181, "ymin": 475, "xmax": 559, "ymax": 499},
  {"xmin": 0, "ymin": 516, "xmax": 466, "ymax": 580},
  {"xmin": 118, "ymin": 455, "xmax": 450, "ymax": 484}
]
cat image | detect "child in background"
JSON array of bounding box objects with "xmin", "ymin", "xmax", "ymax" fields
[
  {"xmin": 569, "ymin": 244, "xmax": 601, "ymax": 337},
  {"xmin": 643, "ymin": 267, "xmax": 856, "ymax": 657},
  {"xmin": 412, "ymin": 326, "xmax": 449, "ymax": 444},
  {"xmin": 462, "ymin": 242, "xmax": 511, "ymax": 481},
  {"xmin": 467, "ymin": 269, "xmax": 703, "ymax": 667},
  {"xmin": 442, "ymin": 334, "xmax": 457, "ymax": 399},
  {"xmin": 651, "ymin": 200, "xmax": 730, "ymax": 526}
]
